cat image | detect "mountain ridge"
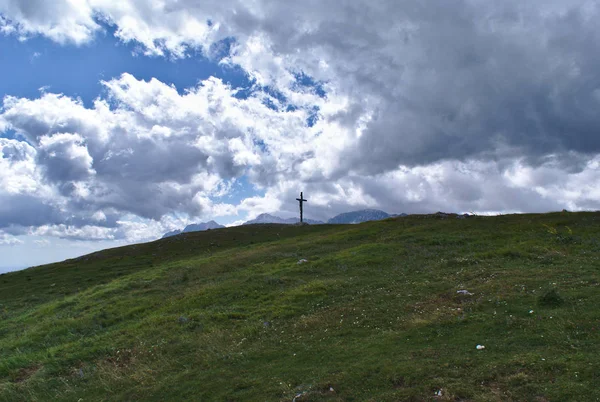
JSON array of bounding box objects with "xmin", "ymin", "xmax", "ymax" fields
[
  {"xmin": 242, "ymin": 213, "xmax": 324, "ymax": 225},
  {"xmin": 161, "ymin": 209, "xmax": 406, "ymax": 238},
  {"xmin": 327, "ymin": 209, "xmax": 391, "ymax": 224},
  {"xmin": 162, "ymin": 220, "xmax": 225, "ymax": 238}
]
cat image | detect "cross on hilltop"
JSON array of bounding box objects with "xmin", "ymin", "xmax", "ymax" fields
[{"xmin": 296, "ymin": 192, "xmax": 307, "ymax": 223}]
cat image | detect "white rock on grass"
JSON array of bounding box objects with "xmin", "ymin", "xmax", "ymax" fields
[
  {"xmin": 476, "ymin": 345, "xmax": 485, "ymax": 350},
  {"xmin": 297, "ymin": 259, "xmax": 308, "ymax": 264},
  {"xmin": 457, "ymin": 290, "xmax": 474, "ymax": 295}
]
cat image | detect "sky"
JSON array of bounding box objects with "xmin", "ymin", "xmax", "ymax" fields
[{"xmin": 1, "ymin": 0, "xmax": 600, "ymax": 272}]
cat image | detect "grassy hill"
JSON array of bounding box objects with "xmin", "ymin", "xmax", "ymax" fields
[{"xmin": 1, "ymin": 212, "xmax": 599, "ymax": 401}]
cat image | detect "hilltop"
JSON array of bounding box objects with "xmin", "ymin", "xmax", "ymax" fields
[{"xmin": 1, "ymin": 212, "xmax": 599, "ymax": 400}]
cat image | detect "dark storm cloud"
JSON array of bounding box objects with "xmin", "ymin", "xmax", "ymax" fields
[
  {"xmin": 36, "ymin": 133, "xmax": 94, "ymax": 183},
  {"xmin": 311, "ymin": 1, "xmax": 600, "ymax": 173},
  {"xmin": 0, "ymin": 191, "xmax": 123, "ymax": 233},
  {"xmin": 143, "ymin": 0, "xmax": 598, "ymax": 173},
  {"xmin": 0, "ymin": 193, "xmax": 63, "ymax": 228}
]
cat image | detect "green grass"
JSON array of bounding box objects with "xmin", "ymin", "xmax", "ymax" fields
[{"xmin": 1, "ymin": 212, "xmax": 600, "ymax": 401}]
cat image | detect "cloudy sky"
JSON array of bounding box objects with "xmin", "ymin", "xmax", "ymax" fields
[{"xmin": 1, "ymin": 0, "xmax": 600, "ymax": 272}]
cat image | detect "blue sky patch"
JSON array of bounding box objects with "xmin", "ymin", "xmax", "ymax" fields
[
  {"xmin": 293, "ymin": 72, "xmax": 326, "ymax": 98},
  {"xmin": 0, "ymin": 24, "xmax": 250, "ymax": 109}
]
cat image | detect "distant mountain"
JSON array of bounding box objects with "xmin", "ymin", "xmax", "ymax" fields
[
  {"xmin": 182, "ymin": 221, "xmax": 225, "ymax": 233},
  {"xmin": 162, "ymin": 220, "xmax": 225, "ymax": 238},
  {"xmin": 327, "ymin": 209, "xmax": 391, "ymax": 224},
  {"xmin": 162, "ymin": 211, "xmax": 401, "ymax": 237},
  {"xmin": 162, "ymin": 230, "xmax": 182, "ymax": 239},
  {"xmin": 243, "ymin": 213, "xmax": 324, "ymax": 225},
  {"xmin": 243, "ymin": 213, "xmax": 291, "ymax": 225}
]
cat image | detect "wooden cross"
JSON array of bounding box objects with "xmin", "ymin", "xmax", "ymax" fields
[{"xmin": 296, "ymin": 192, "xmax": 307, "ymax": 223}]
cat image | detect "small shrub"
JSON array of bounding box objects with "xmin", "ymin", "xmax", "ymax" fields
[{"xmin": 538, "ymin": 289, "xmax": 564, "ymax": 308}]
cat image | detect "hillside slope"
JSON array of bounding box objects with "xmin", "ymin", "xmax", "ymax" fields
[{"xmin": 1, "ymin": 212, "xmax": 600, "ymax": 401}]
